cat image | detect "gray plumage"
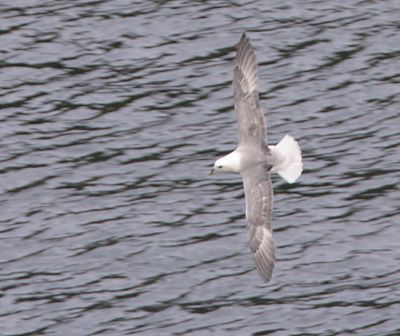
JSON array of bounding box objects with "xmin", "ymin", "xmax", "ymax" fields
[
  {"xmin": 234, "ymin": 33, "xmax": 275, "ymax": 282},
  {"xmin": 210, "ymin": 33, "xmax": 302, "ymax": 282}
]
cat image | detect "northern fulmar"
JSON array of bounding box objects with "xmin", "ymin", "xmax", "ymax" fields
[{"xmin": 209, "ymin": 33, "xmax": 303, "ymax": 283}]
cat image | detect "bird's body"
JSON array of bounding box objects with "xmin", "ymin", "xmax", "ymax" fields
[{"xmin": 209, "ymin": 33, "xmax": 302, "ymax": 283}]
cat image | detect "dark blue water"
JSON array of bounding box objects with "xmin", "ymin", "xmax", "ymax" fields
[{"xmin": 1, "ymin": 1, "xmax": 399, "ymax": 335}]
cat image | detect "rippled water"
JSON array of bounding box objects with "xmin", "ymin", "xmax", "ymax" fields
[{"xmin": 1, "ymin": 1, "xmax": 399, "ymax": 335}]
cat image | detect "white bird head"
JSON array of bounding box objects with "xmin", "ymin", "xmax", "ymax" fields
[{"xmin": 209, "ymin": 150, "xmax": 241, "ymax": 175}]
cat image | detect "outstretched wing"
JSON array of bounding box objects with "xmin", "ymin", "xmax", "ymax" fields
[
  {"xmin": 242, "ymin": 164, "xmax": 275, "ymax": 283},
  {"xmin": 235, "ymin": 34, "xmax": 274, "ymax": 282},
  {"xmin": 234, "ymin": 33, "xmax": 267, "ymax": 147}
]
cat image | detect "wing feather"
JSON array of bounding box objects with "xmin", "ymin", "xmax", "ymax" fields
[
  {"xmin": 242, "ymin": 165, "xmax": 275, "ymax": 283},
  {"xmin": 234, "ymin": 33, "xmax": 267, "ymax": 147}
]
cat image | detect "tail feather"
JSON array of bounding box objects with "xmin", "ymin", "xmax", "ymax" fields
[{"xmin": 269, "ymin": 135, "xmax": 302, "ymax": 183}]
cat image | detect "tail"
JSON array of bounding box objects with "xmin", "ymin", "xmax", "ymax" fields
[{"xmin": 269, "ymin": 135, "xmax": 302, "ymax": 183}]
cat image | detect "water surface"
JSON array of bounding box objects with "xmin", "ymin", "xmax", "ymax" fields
[{"xmin": 1, "ymin": 1, "xmax": 399, "ymax": 335}]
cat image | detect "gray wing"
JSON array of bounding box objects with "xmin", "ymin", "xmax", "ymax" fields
[
  {"xmin": 234, "ymin": 33, "xmax": 267, "ymax": 147},
  {"xmin": 242, "ymin": 164, "xmax": 275, "ymax": 283}
]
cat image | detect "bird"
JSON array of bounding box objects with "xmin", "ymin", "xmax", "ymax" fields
[{"xmin": 209, "ymin": 33, "xmax": 303, "ymax": 283}]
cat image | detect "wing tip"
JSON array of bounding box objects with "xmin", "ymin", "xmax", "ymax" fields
[
  {"xmin": 254, "ymin": 250, "xmax": 275, "ymax": 283},
  {"xmin": 235, "ymin": 32, "xmax": 258, "ymax": 94},
  {"xmin": 237, "ymin": 32, "xmax": 251, "ymax": 50},
  {"xmin": 251, "ymin": 226, "xmax": 276, "ymax": 283}
]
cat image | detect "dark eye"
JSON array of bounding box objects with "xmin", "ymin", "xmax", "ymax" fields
[{"xmin": 218, "ymin": 165, "xmax": 223, "ymax": 168}]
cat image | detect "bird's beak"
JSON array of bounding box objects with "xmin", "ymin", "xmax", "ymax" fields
[{"xmin": 208, "ymin": 168, "xmax": 215, "ymax": 176}]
